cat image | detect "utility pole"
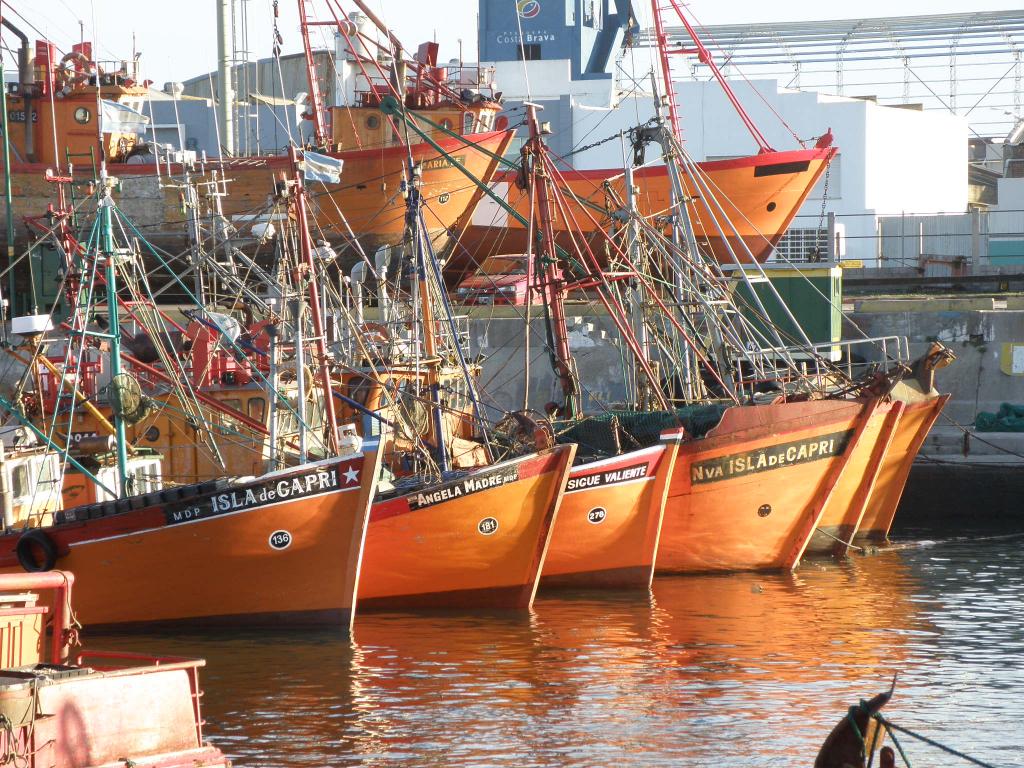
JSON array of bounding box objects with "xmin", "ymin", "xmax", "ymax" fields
[{"xmin": 216, "ymin": 0, "xmax": 236, "ymax": 156}]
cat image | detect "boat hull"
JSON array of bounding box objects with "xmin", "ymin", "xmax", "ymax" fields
[
  {"xmin": 6, "ymin": 130, "xmax": 512, "ymax": 266},
  {"xmin": 452, "ymin": 147, "xmax": 835, "ymax": 280},
  {"xmin": 658, "ymin": 399, "xmax": 871, "ymax": 573},
  {"xmin": 540, "ymin": 440, "xmax": 679, "ymax": 590},
  {"xmin": 855, "ymin": 395, "xmax": 949, "ymax": 543},
  {"xmin": 804, "ymin": 399, "xmax": 905, "ymax": 556},
  {"xmin": 358, "ymin": 445, "xmax": 575, "ymax": 611},
  {"xmin": 0, "ymin": 454, "xmax": 380, "ymax": 629}
]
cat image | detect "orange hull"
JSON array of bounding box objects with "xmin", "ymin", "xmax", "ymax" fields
[
  {"xmin": 453, "ymin": 147, "xmax": 834, "ymax": 278},
  {"xmin": 856, "ymin": 395, "xmax": 949, "ymax": 543},
  {"xmin": 9, "ymin": 130, "xmax": 512, "ymax": 259},
  {"xmin": 358, "ymin": 445, "xmax": 575, "ymax": 611},
  {"xmin": 0, "ymin": 453, "xmax": 381, "ymax": 629},
  {"xmin": 658, "ymin": 399, "xmax": 875, "ymax": 573},
  {"xmin": 804, "ymin": 400, "xmax": 905, "ymax": 556},
  {"xmin": 540, "ymin": 439, "xmax": 680, "ymax": 589}
]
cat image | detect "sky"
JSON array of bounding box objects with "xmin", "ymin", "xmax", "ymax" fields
[{"xmin": 5, "ymin": 0, "xmax": 1024, "ymax": 85}]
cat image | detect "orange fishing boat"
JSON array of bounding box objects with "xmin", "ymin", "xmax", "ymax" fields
[
  {"xmin": 657, "ymin": 398, "xmax": 878, "ymax": 573},
  {"xmin": 0, "ymin": 450, "xmax": 382, "ymax": 629},
  {"xmin": 358, "ymin": 444, "xmax": 575, "ymax": 610},
  {"xmin": 540, "ymin": 438, "xmax": 680, "ymax": 590},
  {"xmin": 803, "ymin": 400, "xmax": 905, "ymax": 556},
  {"xmin": 453, "ymin": 145, "xmax": 835, "ymax": 277},
  {"xmin": 855, "ymin": 395, "xmax": 949, "ymax": 544},
  {"xmin": 806, "ymin": 345, "xmax": 954, "ymax": 555},
  {"xmin": 0, "ymin": 571, "xmax": 227, "ymax": 767}
]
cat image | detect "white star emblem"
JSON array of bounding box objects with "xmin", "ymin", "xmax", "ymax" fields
[{"xmin": 343, "ymin": 466, "xmax": 360, "ymax": 484}]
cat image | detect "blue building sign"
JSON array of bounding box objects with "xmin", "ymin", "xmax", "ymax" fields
[{"xmin": 479, "ymin": 0, "xmax": 635, "ymax": 81}]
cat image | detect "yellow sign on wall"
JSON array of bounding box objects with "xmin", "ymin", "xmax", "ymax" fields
[{"xmin": 999, "ymin": 343, "xmax": 1024, "ymax": 376}]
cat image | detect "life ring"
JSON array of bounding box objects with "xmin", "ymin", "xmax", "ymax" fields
[
  {"xmin": 15, "ymin": 529, "xmax": 57, "ymax": 573},
  {"xmin": 54, "ymin": 51, "xmax": 92, "ymax": 93}
]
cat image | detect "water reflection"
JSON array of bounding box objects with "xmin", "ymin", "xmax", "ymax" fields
[{"xmin": 82, "ymin": 534, "xmax": 1023, "ymax": 767}]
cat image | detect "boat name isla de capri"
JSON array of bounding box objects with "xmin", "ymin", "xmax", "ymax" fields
[
  {"xmin": 163, "ymin": 461, "xmax": 362, "ymax": 524},
  {"xmin": 689, "ymin": 430, "xmax": 853, "ymax": 485}
]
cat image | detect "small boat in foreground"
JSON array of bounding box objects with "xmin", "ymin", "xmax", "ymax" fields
[
  {"xmin": 816, "ymin": 682, "xmax": 994, "ymax": 768},
  {"xmin": 0, "ymin": 571, "xmax": 226, "ymax": 767}
]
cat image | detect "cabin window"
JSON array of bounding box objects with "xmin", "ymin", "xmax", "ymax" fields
[
  {"xmin": 132, "ymin": 466, "xmax": 149, "ymax": 495},
  {"xmin": 220, "ymin": 398, "xmax": 242, "ymax": 432},
  {"xmin": 462, "ymin": 111, "xmax": 475, "ymax": 135},
  {"xmin": 477, "ymin": 112, "xmax": 493, "ymax": 131},
  {"xmin": 516, "ymin": 44, "xmax": 541, "ymax": 61},
  {"xmin": 439, "ymin": 118, "xmax": 454, "ymax": 132},
  {"xmin": 247, "ymin": 396, "xmax": 267, "ymax": 423},
  {"xmin": 366, "ymin": 115, "xmax": 380, "ymax": 130},
  {"xmin": 347, "ymin": 376, "xmax": 374, "ymax": 408},
  {"xmin": 11, "ymin": 465, "xmax": 28, "ymax": 499},
  {"xmin": 37, "ymin": 458, "xmax": 58, "ymax": 489}
]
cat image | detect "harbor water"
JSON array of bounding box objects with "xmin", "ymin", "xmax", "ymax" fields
[{"xmin": 91, "ymin": 520, "xmax": 1023, "ymax": 767}]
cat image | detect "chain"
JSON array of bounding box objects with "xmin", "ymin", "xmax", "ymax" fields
[
  {"xmin": 815, "ymin": 161, "xmax": 832, "ymax": 255},
  {"xmin": 565, "ymin": 131, "xmax": 623, "ymax": 159}
]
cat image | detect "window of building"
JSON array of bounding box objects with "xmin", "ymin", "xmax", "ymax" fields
[
  {"xmin": 516, "ymin": 44, "xmax": 541, "ymax": 61},
  {"xmin": 775, "ymin": 228, "xmax": 829, "ymax": 262}
]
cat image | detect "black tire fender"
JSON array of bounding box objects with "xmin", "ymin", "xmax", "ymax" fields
[{"xmin": 15, "ymin": 529, "xmax": 58, "ymax": 573}]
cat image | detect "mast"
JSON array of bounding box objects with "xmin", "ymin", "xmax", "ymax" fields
[
  {"xmin": 288, "ymin": 146, "xmax": 340, "ymax": 454},
  {"xmin": 296, "ymin": 0, "xmax": 330, "ymax": 148},
  {"xmin": 524, "ymin": 104, "xmax": 580, "ymax": 419},
  {"xmin": 649, "ymin": 0, "xmax": 772, "ymax": 152},
  {"xmin": 0, "ymin": 51, "xmax": 13, "ymax": 329},
  {"xmin": 98, "ymin": 172, "xmax": 130, "ymax": 496}
]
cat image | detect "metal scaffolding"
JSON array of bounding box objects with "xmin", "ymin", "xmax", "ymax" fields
[{"xmin": 637, "ymin": 10, "xmax": 1024, "ymax": 139}]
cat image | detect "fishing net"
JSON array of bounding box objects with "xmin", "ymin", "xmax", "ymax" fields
[
  {"xmin": 555, "ymin": 404, "xmax": 728, "ymax": 456},
  {"xmin": 975, "ymin": 402, "xmax": 1024, "ymax": 432}
]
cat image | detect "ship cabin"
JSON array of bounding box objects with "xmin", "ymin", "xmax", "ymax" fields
[
  {"xmin": 330, "ymin": 40, "xmax": 505, "ymax": 151},
  {"xmin": 3, "ymin": 39, "xmax": 149, "ymax": 167}
]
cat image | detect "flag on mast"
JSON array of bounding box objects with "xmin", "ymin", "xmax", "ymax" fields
[
  {"xmin": 100, "ymin": 100, "xmax": 151, "ymax": 134},
  {"xmin": 302, "ymin": 151, "xmax": 344, "ymax": 184}
]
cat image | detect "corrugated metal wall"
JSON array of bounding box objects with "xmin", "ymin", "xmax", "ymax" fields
[
  {"xmin": 181, "ymin": 51, "xmax": 336, "ymax": 105},
  {"xmin": 877, "ymin": 212, "xmax": 985, "ymax": 270}
]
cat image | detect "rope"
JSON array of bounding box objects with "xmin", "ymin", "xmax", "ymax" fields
[
  {"xmin": 814, "ymin": 526, "xmax": 866, "ymax": 552},
  {"xmin": 939, "ymin": 411, "xmax": 1024, "ymax": 461},
  {"xmin": 874, "ymin": 714, "xmax": 1000, "ymax": 768}
]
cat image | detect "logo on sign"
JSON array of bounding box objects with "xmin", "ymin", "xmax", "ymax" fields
[
  {"xmin": 587, "ymin": 507, "xmax": 607, "ymax": 524},
  {"xmin": 269, "ymin": 530, "xmax": 292, "ymax": 550},
  {"xmin": 437, "ymin": 192, "xmax": 451, "ymax": 204},
  {"xmin": 478, "ymin": 517, "xmax": 499, "ymax": 535},
  {"xmin": 517, "ymin": 0, "xmax": 540, "ymax": 18}
]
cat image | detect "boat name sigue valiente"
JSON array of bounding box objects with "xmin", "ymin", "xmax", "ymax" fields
[
  {"xmin": 690, "ymin": 430, "xmax": 853, "ymax": 484},
  {"xmin": 564, "ymin": 462, "xmax": 650, "ymax": 492}
]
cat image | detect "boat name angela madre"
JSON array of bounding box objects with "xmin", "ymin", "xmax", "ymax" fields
[{"xmin": 409, "ymin": 464, "xmax": 521, "ymax": 510}]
